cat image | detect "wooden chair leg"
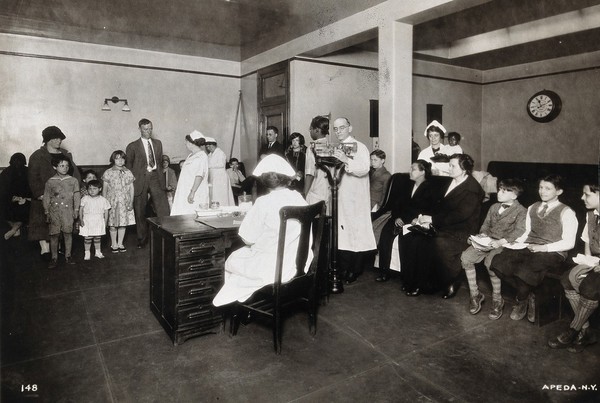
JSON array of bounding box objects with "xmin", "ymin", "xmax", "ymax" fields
[
  {"xmin": 274, "ymin": 311, "xmax": 282, "ymax": 354},
  {"xmin": 230, "ymin": 304, "xmax": 240, "ymax": 336}
]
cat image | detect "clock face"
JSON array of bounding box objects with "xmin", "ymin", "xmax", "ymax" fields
[
  {"xmin": 527, "ymin": 90, "xmax": 561, "ymax": 123},
  {"xmin": 528, "ymin": 94, "xmax": 553, "ymax": 118}
]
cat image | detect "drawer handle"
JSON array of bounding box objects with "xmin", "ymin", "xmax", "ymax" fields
[
  {"xmin": 189, "ymin": 245, "xmax": 214, "ymax": 253},
  {"xmin": 187, "ymin": 311, "xmax": 209, "ymax": 319},
  {"xmin": 188, "ymin": 287, "xmax": 212, "ymax": 295},
  {"xmin": 188, "ymin": 262, "xmax": 211, "ymax": 271}
]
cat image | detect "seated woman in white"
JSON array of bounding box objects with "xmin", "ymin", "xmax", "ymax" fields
[{"xmin": 213, "ymin": 155, "xmax": 310, "ymax": 306}]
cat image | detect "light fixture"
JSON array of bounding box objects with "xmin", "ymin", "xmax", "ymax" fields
[{"xmin": 102, "ymin": 96, "xmax": 131, "ymax": 112}]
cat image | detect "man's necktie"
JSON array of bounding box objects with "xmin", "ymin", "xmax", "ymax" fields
[
  {"xmin": 539, "ymin": 202, "xmax": 548, "ymax": 217},
  {"xmin": 501, "ymin": 203, "xmax": 511, "ymax": 209},
  {"xmin": 147, "ymin": 141, "xmax": 156, "ymax": 168}
]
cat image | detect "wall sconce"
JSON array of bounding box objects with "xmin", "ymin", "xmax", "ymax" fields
[{"xmin": 102, "ymin": 96, "xmax": 131, "ymax": 112}]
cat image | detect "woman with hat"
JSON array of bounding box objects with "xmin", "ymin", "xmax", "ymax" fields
[
  {"xmin": 28, "ymin": 126, "xmax": 80, "ymax": 257},
  {"xmin": 213, "ymin": 155, "xmax": 309, "ymax": 306},
  {"xmin": 170, "ymin": 130, "xmax": 209, "ymax": 216}
]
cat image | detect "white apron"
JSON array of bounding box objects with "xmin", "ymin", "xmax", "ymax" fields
[
  {"xmin": 208, "ymin": 147, "xmax": 235, "ymax": 206},
  {"xmin": 213, "ymin": 188, "xmax": 311, "ymax": 306},
  {"xmin": 171, "ymin": 151, "xmax": 209, "ymax": 215},
  {"xmin": 337, "ymin": 136, "xmax": 376, "ymax": 252}
]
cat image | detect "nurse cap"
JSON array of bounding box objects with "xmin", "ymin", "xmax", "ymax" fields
[
  {"xmin": 253, "ymin": 154, "xmax": 295, "ymax": 177},
  {"xmin": 423, "ymin": 120, "xmax": 447, "ymax": 137}
]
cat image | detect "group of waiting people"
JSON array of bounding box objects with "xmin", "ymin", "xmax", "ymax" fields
[
  {"xmin": 371, "ymin": 121, "xmax": 598, "ymax": 353},
  {"xmin": 1, "ymin": 119, "xmax": 243, "ymax": 268}
]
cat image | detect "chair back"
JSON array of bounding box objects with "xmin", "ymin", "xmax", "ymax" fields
[{"xmin": 273, "ymin": 201, "xmax": 326, "ymax": 301}]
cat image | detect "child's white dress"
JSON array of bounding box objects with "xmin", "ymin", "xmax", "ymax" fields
[{"xmin": 79, "ymin": 195, "xmax": 111, "ymax": 237}]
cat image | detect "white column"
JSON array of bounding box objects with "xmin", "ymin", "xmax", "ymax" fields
[{"xmin": 378, "ymin": 21, "xmax": 413, "ymax": 173}]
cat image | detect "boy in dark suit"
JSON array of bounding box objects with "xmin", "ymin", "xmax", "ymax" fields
[
  {"xmin": 125, "ymin": 118, "xmax": 170, "ymax": 248},
  {"xmin": 461, "ymin": 179, "xmax": 527, "ymax": 319}
]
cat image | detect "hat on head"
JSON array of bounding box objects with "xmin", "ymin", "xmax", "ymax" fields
[
  {"xmin": 253, "ymin": 154, "xmax": 295, "ymax": 177},
  {"xmin": 162, "ymin": 155, "xmax": 170, "ymax": 163},
  {"xmin": 42, "ymin": 126, "xmax": 66, "ymax": 142},
  {"xmin": 204, "ymin": 136, "xmax": 217, "ymax": 145},
  {"xmin": 423, "ymin": 120, "xmax": 447, "ymax": 137},
  {"xmin": 189, "ymin": 130, "xmax": 205, "ymax": 141}
]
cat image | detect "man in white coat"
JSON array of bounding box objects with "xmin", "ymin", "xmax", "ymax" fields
[
  {"xmin": 332, "ymin": 117, "xmax": 376, "ymax": 283},
  {"xmin": 205, "ymin": 137, "xmax": 235, "ymax": 206}
]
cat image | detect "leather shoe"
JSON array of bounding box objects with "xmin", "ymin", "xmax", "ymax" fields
[
  {"xmin": 375, "ymin": 272, "xmax": 390, "ymax": 282},
  {"xmin": 567, "ymin": 328, "xmax": 597, "ymax": 353},
  {"xmin": 406, "ymin": 288, "xmax": 420, "ymax": 297},
  {"xmin": 442, "ymin": 283, "xmax": 459, "ymax": 299},
  {"xmin": 345, "ymin": 273, "xmax": 357, "ymax": 284},
  {"xmin": 137, "ymin": 239, "xmax": 147, "ymax": 249},
  {"xmin": 548, "ymin": 328, "xmax": 578, "ymax": 349}
]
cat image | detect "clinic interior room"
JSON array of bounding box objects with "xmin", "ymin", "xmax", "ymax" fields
[{"xmin": 1, "ymin": 0, "xmax": 600, "ymax": 402}]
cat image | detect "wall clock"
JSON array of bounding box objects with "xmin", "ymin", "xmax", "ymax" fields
[{"xmin": 526, "ymin": 90, "xmax": 562, "ymax": 123}]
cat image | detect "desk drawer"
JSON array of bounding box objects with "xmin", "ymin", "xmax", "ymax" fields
[
  {"xmin": 178, "ymin": 254, "xmax": 224, "ymax": 278},
  {"xmin": 177, "ymin": 302, "xmax": 222, "ymax": 327},
  {"xmin": 178, "ymin": 237, "xmax": 223, "ymax": 259},
  {"xmin": 178, "ymin": 275, "xmax": 223, "ymax": 303}
]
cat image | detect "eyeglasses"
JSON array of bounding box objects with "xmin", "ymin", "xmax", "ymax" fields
[{"xmin": 333, "ymin": 125, "xmax": 348, "ymax": 132}]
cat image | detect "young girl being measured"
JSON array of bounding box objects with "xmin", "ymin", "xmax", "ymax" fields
[
  {"xmin": 102, "ymin": 150, "xmax": 135, "ymax": 252},
  {"xmin": 79, "ymin": 180, "xmax": 111, "ymax": 260}
]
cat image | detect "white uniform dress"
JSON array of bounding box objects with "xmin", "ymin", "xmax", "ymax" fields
[
  {"xmin": 171, "ymin": 151, "xmax": 209, "ymax": 216},
  {"xmin": 208, "ymin": 147, "xmax": 235, "ymax": 206},
  {"xmin": 213, "ymin": 188, "xmax": 310, "ymax": 306},
  {"xmin": 337, "ymin": 136, "xmax": 376, "ymax": 252},
  {"xmin": 79, "ymin": 195, "xmax": 111, "ymax": 237}
]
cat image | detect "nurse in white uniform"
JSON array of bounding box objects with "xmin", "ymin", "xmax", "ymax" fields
[{"xmin": 213, "ymin": 155, "xmax": 310, "ymax": 306}]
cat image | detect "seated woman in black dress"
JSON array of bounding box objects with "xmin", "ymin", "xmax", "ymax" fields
[
  {"xmin": 0, "ymin": 153, "xmax": 32, "ymax": 239},
  {"xmin": 416, "ymin": 154, "xmax": 484, "ymax": 298},
  {"xmin": 375, "ymin": 160, "xmax": 437, "ymax": 283}
]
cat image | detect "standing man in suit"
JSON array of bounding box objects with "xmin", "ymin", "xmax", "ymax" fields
[
  {"xmin": 125, "ymin": 118, "xmax": 170, "ymax": 248},
  {"xmin": 258, "ymin": 126, "xmax": 285, "ymax": 160}
]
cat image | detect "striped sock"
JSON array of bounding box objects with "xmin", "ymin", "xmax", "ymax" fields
[
  {"xmin": 464, "ymin": 266, "xmax": 479, "ymax": 297},
  {"xmin": 570, "ymin": 297, "xmax": 599, "ymax": 331}
]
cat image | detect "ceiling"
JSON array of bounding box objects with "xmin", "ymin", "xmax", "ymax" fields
[{"xmin": 1, "ymin": 0, "xmax": 599, "ymax": 70}]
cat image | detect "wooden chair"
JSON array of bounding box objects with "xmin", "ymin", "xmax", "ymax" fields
[{"xmin": 229, "ymin": 201, "xmax": 326, "ymax": 354}]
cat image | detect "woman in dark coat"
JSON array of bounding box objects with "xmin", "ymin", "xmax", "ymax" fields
[
  {"xmin": 0, "ymin": 153, "xmax": 32, "ymax": 239},
  {"xmin": 28, "ymin": 126, "xmax": 80, "ymax": 255},
  {"xmin": 284, "ymin": 132, "xmax": 307, "ymax": 193},
  {"xmin": 416, "ymin": 154, "xmax": 484, "ymax": 298},
  {"xmin": 375, "ymin": 160, "xmax": 437, "ymax": 283}
]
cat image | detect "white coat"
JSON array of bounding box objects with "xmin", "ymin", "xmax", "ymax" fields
[
  {"xmin": 212, "ymin": 188, "xmax": 310, "ymax": 306},
  {"xmin": 337, "ymin": 136, "xmax": 376, "ymax": 252},
  {"xmin": 171, "ymin": 151, "xmax": 209, "ymax": 215},
  {"xmin": 208, "ymin": 147, "xmax": 235, "ymax": 206}
]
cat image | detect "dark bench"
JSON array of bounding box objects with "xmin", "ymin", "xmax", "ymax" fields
[{"xmin": 486, "ymin": 161, "xmax": 598, "ymax": 326}]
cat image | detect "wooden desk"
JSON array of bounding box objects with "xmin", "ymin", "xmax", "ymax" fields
[{"xmin": 148, "ymin": 214, "xmax": 239, "ymax": 345}]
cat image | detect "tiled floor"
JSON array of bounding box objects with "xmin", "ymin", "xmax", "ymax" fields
[{"xmin": 1, "ymin": 233, "xmax": 599, "ymax": 402}]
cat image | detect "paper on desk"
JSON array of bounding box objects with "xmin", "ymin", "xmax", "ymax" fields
[
  {"xmin": 572, "ymin": 253, "xmax": 600, "ymax": 266},
  {"xmin": 469, "ymin": 235, "xmax": 493, "ymax": 251}
]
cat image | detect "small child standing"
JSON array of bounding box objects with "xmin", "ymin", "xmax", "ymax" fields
[
  {"xmin": 43, "ymin": 156, "xmax": 80, "ymax": 268},
  {"xmin": 79, "ymin": 180, "xmax": 111, "ymax": 260},
  {"xmin": 102, "ymin": 150, "xmax": 135, "ymax": 252},
  {"xmin": 461, "ymin": 179, "xmax": 527, "ymax": 319},
  {"xmin": 445, "ymin": 132, "xmax": 464, "ymax": 155},
  {"xmin": 80, "ymin": 169, "xmax": 98, "ymax": 198},
  {"xmin": 491, "ymin": 174, "xmax": 578, "ymax": 323}
]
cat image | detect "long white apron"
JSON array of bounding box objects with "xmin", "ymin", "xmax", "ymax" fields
[
  {"xmin": 208, "ymin": 147, "xmax": 235, "ymax": 206},
  {"xmin": 337, "ymin": 136, "xmax": 376, "ymax": 252},
  {"xmin": 213, "ymin": 188, "xmax": 310, "ymax": 306},
  {"xmin": 170, "ymin": 151, "xmax": 209, "ymax": 215}
]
